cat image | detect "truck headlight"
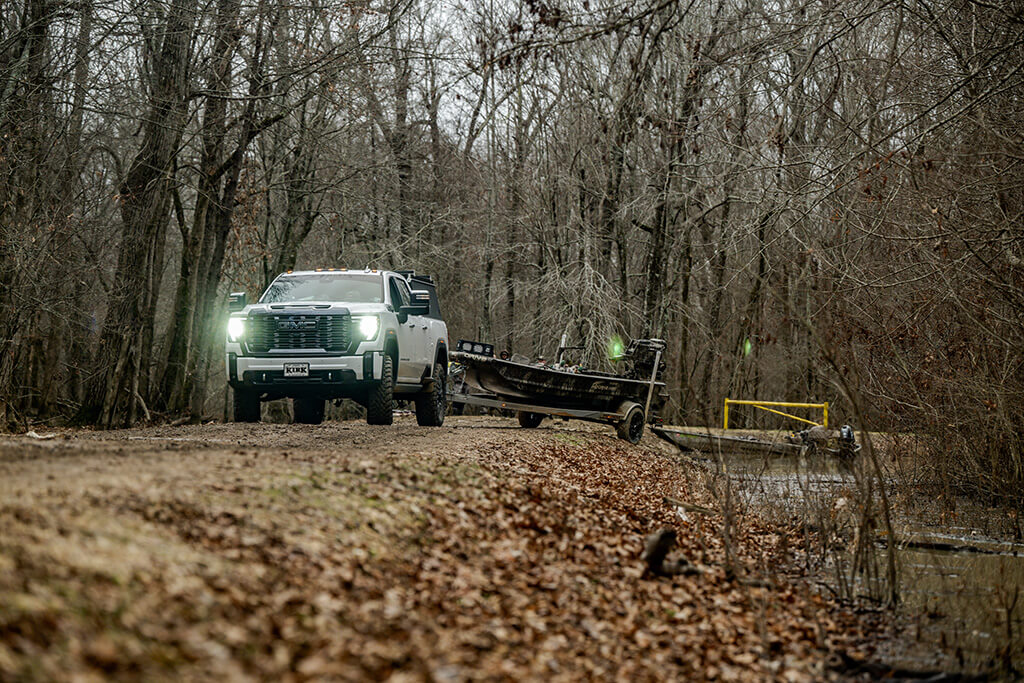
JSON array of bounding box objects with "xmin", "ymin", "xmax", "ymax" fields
[
  {"xmin": 355, "ymin": 315, "xmax": 379, "ymax": 340},
  {"xmin": 227, "ymin": 317, "xmax": 245, "ymax": 342}
]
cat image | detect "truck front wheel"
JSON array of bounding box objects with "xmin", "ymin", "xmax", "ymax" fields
[
  {"xmin": 293, "ymin": 397, "xmax": 325, "ymax": 425},
  {"xmin": 366, "ymin": 356, "xmax": 394, "ymax": 425},
  {"xmin": 415, "ymin": 362, "xmax": 446, "ymax": 426},
  {"xmin": 233, "ymin": 388, "xmax": 261, "ymax": 423}
]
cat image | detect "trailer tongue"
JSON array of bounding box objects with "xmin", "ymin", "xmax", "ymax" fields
[{"xmin": 449, "ymin": 338, "xmax": 667, "ymax": 444}]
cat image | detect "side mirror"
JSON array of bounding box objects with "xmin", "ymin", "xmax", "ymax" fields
[
  {"xmin": 228, "ymin": 292, "xmax": 247, "ymax": 312},
  {"xmin": 399, "ymin": 290, "xmax": 428, "ymax": 317},
  {"xmin": 400, "ymin": 290, "xmax": 430, "ymax": 316},
  {"xmin": 399, "ymin": 304, "xmax": 429, "ymax": 317}
]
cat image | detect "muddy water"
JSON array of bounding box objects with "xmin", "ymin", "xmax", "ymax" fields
[
  {"xmin": 898, "ymin": 544, "xmax": 1024, "ymax": 671},
  {"xmin": 700, "ymin": 448, "xmax": 1024, "ymax": 674}
]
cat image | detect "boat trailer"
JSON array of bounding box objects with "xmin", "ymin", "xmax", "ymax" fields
[
  {"xmin": 449, "ymin": 393, "xmax": 654, "ymax": 443},
  {"xmin": 448, "ymin": 338, "xmax": 667, "ymax": 444}
]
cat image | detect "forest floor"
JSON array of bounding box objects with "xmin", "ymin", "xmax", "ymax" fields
[{"xmin": 0, "ymin": 416, "xmax": 920, "ymax": 681}]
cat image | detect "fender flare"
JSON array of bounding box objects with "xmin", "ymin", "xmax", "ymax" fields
[
  {"xmin": 428, "ymin": 339, "xmax": 448, "ymax": 378},
  {"xmin": 382, "ymin": 331, "xmax": 399, "ymax": 380}
]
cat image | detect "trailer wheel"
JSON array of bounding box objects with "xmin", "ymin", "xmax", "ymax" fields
[
  {"xmin": 617, "ymin": 403, "xmax": 645, "ymax": 444},
  {"xmin": 517, "ymin": 411, "xmax": 544, "ymax": 428}
]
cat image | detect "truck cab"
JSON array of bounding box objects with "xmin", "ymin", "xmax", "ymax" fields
[{"xmin": 225, "ymin": 269, "xmax": 448, "ymax": 426}]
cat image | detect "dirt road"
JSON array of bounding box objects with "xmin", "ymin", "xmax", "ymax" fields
[{"xmin": 1, "ymin": 417, "xmax": 864, "ymax": 681}]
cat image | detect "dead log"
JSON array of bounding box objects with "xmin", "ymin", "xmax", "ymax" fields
[{"xmin": 663, "ymin": 496, "xmax": 717, "ymax": 516}]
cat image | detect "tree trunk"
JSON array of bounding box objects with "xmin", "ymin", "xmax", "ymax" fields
[
  {"xmin": 159, "ymin": 0, "xmax": 243, "ymax": 413},
  {"xmin": 79, "ymin": 0, "xmax": 195, "ymax": 427}
]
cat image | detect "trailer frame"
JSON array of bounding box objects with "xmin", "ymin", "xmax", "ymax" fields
[{"xmin": 448, "ymin": 347, "xmax": 663, "ymax": 444}]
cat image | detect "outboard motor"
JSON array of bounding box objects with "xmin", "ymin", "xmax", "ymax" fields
[
  {"xmin": 838, "ymin": 424, "xmax": 857, "ymax": 458},
  {"xmin": 623, "ymin": 339, "xmax": 667, "ymax": 380}
]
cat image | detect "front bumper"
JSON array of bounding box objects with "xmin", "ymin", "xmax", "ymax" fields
[{"xmin": 227, "ymin": 352, "xmax": 385, "ymax": 397}]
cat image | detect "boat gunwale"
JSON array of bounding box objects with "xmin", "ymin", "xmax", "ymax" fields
[{"xmin": 450, "ymin": 351, "xmax": 667, "ymax": 390}]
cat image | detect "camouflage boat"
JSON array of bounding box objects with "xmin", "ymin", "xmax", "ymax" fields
[{"xmin": 450, "ymin": 338, "xmax": 668, "ymax": 413}]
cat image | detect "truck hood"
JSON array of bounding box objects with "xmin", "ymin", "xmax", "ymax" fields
[{"xmin": 238, "ymin": 302, "xmax": 387, "ymax": 316}]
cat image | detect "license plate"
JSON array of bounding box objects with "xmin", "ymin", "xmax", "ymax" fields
[{"xmin": 283, "ymin": 363, "xmax": 309, "ymax": 378}]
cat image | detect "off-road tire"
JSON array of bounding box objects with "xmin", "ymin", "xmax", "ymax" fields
[
  {"xmin": 293, "ymin": 397, "xmax": 325, "ymax": 425},
  {"xmin": 233, "ymin": 388, "xmax": 261, "ymax": 423},
  {"xmin": 517, "ymin": 411, "xmax": 544, "ymax": 428},
  {"xmin": 366, "ymin": 356, "xmax": 394, "ymax": 425},
  {"xmin": 616, "ymin": 403, "xmax": 645, "ymax": 444},
  {"xmin": 415, "ymin": 362, "xmax": 446, "ymax": 426}
]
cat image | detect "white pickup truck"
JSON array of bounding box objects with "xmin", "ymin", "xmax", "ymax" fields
[{"xmin": 225, "ymin": 269, "xmax": 448, "ymax": 426}]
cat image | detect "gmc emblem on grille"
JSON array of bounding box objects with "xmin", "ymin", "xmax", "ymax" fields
[{"xmin": 278, "ymin": 319, "xmax": 316, "ymax": 331}]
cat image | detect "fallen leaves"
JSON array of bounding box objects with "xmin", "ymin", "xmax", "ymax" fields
[{"xmin": 0, "ymin": 419, "xmax": 859, "ymax": 680}]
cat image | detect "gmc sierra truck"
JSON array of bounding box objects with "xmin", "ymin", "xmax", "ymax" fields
[{"xmin": 225, "ymin": 269, "xmax": 448, "ymax": 426}]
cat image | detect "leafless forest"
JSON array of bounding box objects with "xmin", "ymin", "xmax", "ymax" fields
[{"xmin": 1, "ymin": 0, "xmax": 1021, "ymax": 502}]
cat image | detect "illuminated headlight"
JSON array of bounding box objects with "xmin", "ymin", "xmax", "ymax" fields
[
  {"xmin": 473, "ymin": 343, "xmax": 484, "ymax": 353},
  {"xmin": 355, "ymin": 315, "xmax": 379, "ymax": 340},
  {"xmin": 227, "ymin": 317, "xmax": 245, "ymax": 342}
]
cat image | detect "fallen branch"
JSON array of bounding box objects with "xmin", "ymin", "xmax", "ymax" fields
[
  {"xmin": 830, "ymin": 651, "xmax": 989, "ymax": 681},
  {"xmin": 134, "ymin": 390, "xmax": 151, "ymax": 422},
  {"xmin": 876, "ymin": 535, "xmax": 1022, "ymax": 556},
  {"xmin": 663, "ymin": 496, "xmax": 717, "ymax": 516}
]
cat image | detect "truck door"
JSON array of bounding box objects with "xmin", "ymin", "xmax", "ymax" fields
[
  {"xmin": 388, "ymin": 277, "xmax": 426, "ymax": 382},
  {"xmin": 402, "ymin": 279, "xmax": 433, "ymax": 378}
]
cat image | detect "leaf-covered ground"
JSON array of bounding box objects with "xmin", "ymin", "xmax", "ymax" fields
[{"xmin": 0, "ymin": 417, "xmax": 876, "ymax": 681}]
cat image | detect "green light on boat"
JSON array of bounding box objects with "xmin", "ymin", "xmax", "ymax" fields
[
  {"xmin": 609, "ymin": 335, "xmax": 625, "ymax": 360},
  {"xmin": 744, "ymin": 337, "xmax": 753, "ymax": 356}
]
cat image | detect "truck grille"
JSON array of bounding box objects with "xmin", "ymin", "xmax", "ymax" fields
[{"xmin": 246, "ymin": 314, "xmax": 351, "ymax": 353}]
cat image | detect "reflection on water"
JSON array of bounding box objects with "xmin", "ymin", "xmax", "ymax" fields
[
  {"xmin": 698, "ymin": 447, "xmax": 1024, "ymax": 673},
  {"xmin": 899, "ymin": 546, "xmax": 1024, "ymax": 671}
]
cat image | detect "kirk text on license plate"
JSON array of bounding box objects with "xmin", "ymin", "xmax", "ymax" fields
[{"xmin": 283, "ymin": 363, "xmax": 309, "ymax": 378}]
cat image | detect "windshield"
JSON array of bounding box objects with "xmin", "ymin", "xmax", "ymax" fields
[{"xmin": 259, "ymin": 273, "xmax": 384, "ymax": 304}]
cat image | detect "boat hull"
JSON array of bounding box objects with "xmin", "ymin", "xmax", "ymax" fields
[
  {"xmin": 451, "ymin": 351, "xmax": 667, "ymax": 412},
  {"xmin": 652, "ymin": 427, "xmax": 803, "ymax": 456}
]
